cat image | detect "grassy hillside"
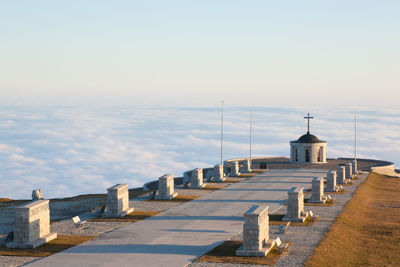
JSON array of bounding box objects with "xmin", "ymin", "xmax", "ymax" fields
[{"xmin": 304, "ymin": 172, "xmax": 400, "ymax": 266}]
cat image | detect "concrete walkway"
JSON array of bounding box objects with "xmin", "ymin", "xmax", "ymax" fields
[{"xmin": 26, "ymin": 169, "xmax": 327, "ymax": 267}]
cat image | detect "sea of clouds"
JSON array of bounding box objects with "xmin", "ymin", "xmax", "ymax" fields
[{"xmin": 0, "ymin": 106, "xmax": 399, "ymax": 199}]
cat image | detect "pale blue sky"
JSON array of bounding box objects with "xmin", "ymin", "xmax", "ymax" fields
[{"xmin": 1, "ymin": 1, "xmax": 399, "ymax": 107}]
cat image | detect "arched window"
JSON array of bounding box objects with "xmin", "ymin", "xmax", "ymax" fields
[
  {"xmin": 317, "ymin": 147, "xmax": 321, "ymax": 162},
  {"xmin": 318, "ymin": 146, "xmax": 324, "ymax": 162},
  {"xmin": 305, "ymin": 149, "xmax": 310, "ymax": 162}
]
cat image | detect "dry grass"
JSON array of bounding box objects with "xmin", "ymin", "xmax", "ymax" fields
[
  {"xmin": 195, "ymin": 240, "xmax": 289, "ymax": 265},
  {"xmin": 328, "ymin": 189, "xmax": 346, "ymax": 194},
  {"xmin": 342, "ymin": 181, "xmax": 354, "ymax": 186},
  {"xmin": 146, "ymin": 194, "xmax": 199, "ymax": 203},
  {"xmin": 304, "ymin": 173, "xmax": 400, "ymax": 267},
  {"xmin": 304, "ymin": 198, "xmax": 336, "ymax": 206},
  {"xmin": 0, "ymin": 198, "xmax": 13, "ymax": 203},
  {"xmin": 251, "ymin": 169, "xmax": 267, "ymax": 174},
  {"xmin": 171, "ymin": 194, "xmax": 199, "ymax": 202},
  {"xmin": 88, "ymin": 210, "xmax": 160, "ymax": 222},
  {"xmin": 203, "ymin": 185, "xmax": 226, "ymax": 190},
  {"xmin": 268, "ymin": 214, "xmax": 317, "ymax": 226},
  {"xmin": 223, "ymin": 179, "xmax": 243, "ymax": 183},
  {"xmin": 238, "ymin": 173, "xmax": 257, "ymax": 178},
  {"xmin": 0, "ymin": 235, "xmax": 96, "ymax": 257},
  {"xmin": 50, "ymin": 194, "xmax": 106, "ymax": 202}
]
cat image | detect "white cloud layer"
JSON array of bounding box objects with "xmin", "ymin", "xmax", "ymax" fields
[{"xmin": 0, "ymin": 106, "xmax": 398, "ymax": 199}]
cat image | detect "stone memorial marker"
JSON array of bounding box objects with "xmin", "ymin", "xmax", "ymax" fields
[
  {"xmin": 346, "ymin": 162, "xmax": 353, "ymax": 179},
  {"xmin": 32, "ymin": 189, "xmax": 44, "ymax": 200},
  {"xmin": 189, "ymin": 168, "xmax": 205, "ymax": 189},
  {"xmin": 236, "ymin": 205, "xmax": 276, "ymax": 256},
  {"xmin": 212, "ymin": 164, "xmax": 225, "ymax": 182},
  {"xmin": 352, "ymin": 160, "xmax": 358, "ymax": 175},
  {"xmin": 183, "ymin": 170, "xmax": 191, "ymax": 186},
  {"xmin": 102, "ymin": 184, "xmax": 134, "ymax": 218},
  {"xmin": 283, "ymin": 187, "xmax": 307, "ymax": 222},
  {"xmin": 242, "ymin": 158, "xmax": 252, "ymax": 173},
  {"xmin": 230, "ymin": 161, "xmax": 240, "ymax": 176},
  {"xmin": 7, "ymin": 200, "xmax": 57, "ymax": 248},
  {"xmin": 309, "ymin": 177, "xmax": 327, "ymax": 203},
  {"xmin": 155, "ymin": 174, "xmax": 177, "ymax": 200},
  {"xmin": 325, "ymin": 170, "xmax": 338, "ymax": 192},
  {"xmin": 337, "ymin": 164, "xmax": 347, "ymax": 184}
]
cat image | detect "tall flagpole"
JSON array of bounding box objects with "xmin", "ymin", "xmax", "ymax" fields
[
  {"xmin": 220, "ymin": 100, "xmax": 224, "ymax": 166},
  {"xmin": 354, "ymin": 110, "xmax": 357, "ymax": 161},
  {"xmin": 249, "ymin": 109, "xmax": 252, "ymax": 169}
]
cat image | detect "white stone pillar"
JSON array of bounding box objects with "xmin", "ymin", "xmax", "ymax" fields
[
  {"xmin": 337, "ymin": 165, "xmax": 346, "ymax": 184},
  {"xmin": 7, "ymin": 200, "xmax": 57, "ymax": 248},
  {"xmin": 230, "ymin": 161, "xmax": 240, "ymax": 176},
  {"xmin": 345, "ymin": 162, "xmax": 353, "ymax": 179},
  {"xmin": 212, "ymin": 164, "xmax": 225, "ymax": 182},
  {"xmin": 102, "ymin": 184, "xmax": 134, "ymax": 218},
  {"xmin": 309, "ymin": 177, "xmax": 326, "ymax": 203},
  {"xmin": 236, "ymin": 205, "xmax": 275, "ymax": 256},
  {"xmin": 155, "ymin": 174, "xmax": 177, "ymax": 200},
  {"xmin": 183, "ymin": 171, "xmax": 191, "ymax": 186},
  {"xmin": 283, "ymin": 187, "xmax": 306, "ymax": 222},
  {"xmin": 242, "ymin": 158, "xmax": 252, "ymax": 173},
  {"xmin": 352, "ymin": 160, "xmax": 358, "ymax": 175},
  {"xmin": 189, "ymin": 168, "xmax": 205, "ymax": 189},
  {"xmin": 32, "ymin": 189, "xmax": 44, "ymax": 200},
  {"xmin": 325, "ymin": 170, "xmax": 338, "ymax": 192}
]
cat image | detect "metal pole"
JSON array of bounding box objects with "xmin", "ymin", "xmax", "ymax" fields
[
  {"xmin": 354, "ymin": 110, "xmax": 357, "ymax": 161},
  {"xmin": 249, "ymin": 109, "xmax": 252, "ymax": 169},
  {"xmin": 220, "ymin": 100, "xmax": 224, "ymax": 166}
]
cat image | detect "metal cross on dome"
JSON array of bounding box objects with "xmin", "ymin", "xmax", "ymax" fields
[{"xmin": 304, "ymin": 113, "xmax": 314, "ymax": 134}]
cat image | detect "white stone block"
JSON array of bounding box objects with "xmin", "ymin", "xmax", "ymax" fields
[
  {"xmin": 230, "ymin": 161, "xmax": 240, "ymax": 176},
  {"xmin": 309, "ymin": 177, "xmax": 326, "ymax": 204},
  {"xmin": 189, "ymin": 168, "xmax": 205, "ymax": 189},
  {"xmin": 103, "ymin": 184, "xmax": 134, "ymax": 218},
  {"xmin": 7, "ymin": 200, "xmax": 57, "ymax": 249},
  {"xmin": 242, "ymin": 158, "xmax": 252, "ymax": 173},
  {"xmin": 212, "ymin": 164, "xmax": 225, "ymax": 182},
  {"xmin": 155, "ymin": 174, "xmax": 177, "ymax": 200},
  {"xmin": 346, "ymin": 162, "xmax": 353, "ymax": 179},
  {"xmin": 352, "ymin": 160, "xmax": 358, "ymax": 175},
  {"xmin": 32, "ymin": 189, "xmax": 44, "ymax": 200},
  {"xmin": 283, "ymin": 187, "xmax": 306, "ymax": 222},
  {"xmin": 325, "ymin": 170, "xmax": 338, "ymax": 192},
  {"xmin": 337, "ymin": 165, "xmax": 346, "ymax": 184},
  {"xmin": 236, "ymin": 205, "xmax": 276, "ymax": 257}
]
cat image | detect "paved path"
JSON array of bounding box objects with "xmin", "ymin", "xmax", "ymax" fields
[{"xmin": 27, "ymin": 169, "xmax": 328, "ymax": 267}]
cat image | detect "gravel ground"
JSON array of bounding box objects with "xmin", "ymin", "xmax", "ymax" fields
[
  {"xmin": 0, "ymin": 256, "xmax": 40, "ymax": 267},
  {"xmin": 188, "ymin": 172, "xmax": 368, "ymax": 267},
  {"xmin": 50, "ymin": 220, "xmax": 131, "ymax": 236}
]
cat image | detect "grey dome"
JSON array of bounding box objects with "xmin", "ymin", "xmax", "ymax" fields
[{"xmin": 291, "ymin": 133, "xmax": 326, "ymax": 143}]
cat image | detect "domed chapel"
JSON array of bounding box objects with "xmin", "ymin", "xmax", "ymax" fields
[{"xmin": 290, "ymin": 113, "xmax": 327, "ymax": 164}]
